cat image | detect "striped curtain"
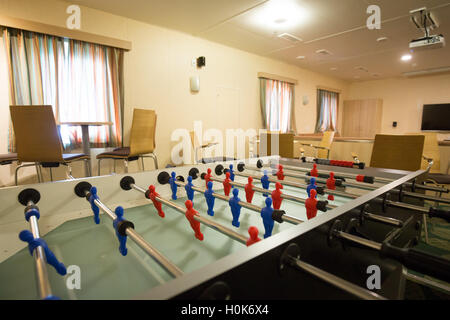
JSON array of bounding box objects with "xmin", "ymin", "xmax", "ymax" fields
[
  {"xmin": 260, "ymin": 78, "xmax": 296, "ymax": 133},
  {"xmin": 3, "ymin": 27, "xmax": 123, "ymax": 152},
  {"xmin": 315, "ymin": 89, "xmax": 338, "ymax": 133}
]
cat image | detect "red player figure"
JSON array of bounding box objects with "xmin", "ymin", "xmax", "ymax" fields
[
  {"xmin": 326, "ymin": 172, "xmax": 336, "ymax": 201},
  {"xmin": 147, "ymin": 185, "xmax": 165, "ymax": 218},
  {"xmin": 245, "ymin": 176, "xmax": 256, "ymax": 203},
  {"xmin": 223, "ymin": 171, "xmax": 232, "ymax": 196},
  {"xmin": 271, "ymin": 182, "xmax": 284, "ymax": 210},
  {"xmin": 205, "ymin": 168, "xmax": 212, "ymax": 188},
  {"xmin": 184, "ymin": 200, "xmax": 204, "ymax": 241},
  {"xmin": 305, "ymin": 189, "xmax": 318, "ymax": 220},
  {"xmin": 276, "ymin": 164, "xmax": 285, "ymax": 180},
  {"xmin": 310, "ymin": 163, "xmax": 319, "ymax": 177},
  {"xmin": 246, "ymin": 226, "xmax": 261, "ymax": 246}
]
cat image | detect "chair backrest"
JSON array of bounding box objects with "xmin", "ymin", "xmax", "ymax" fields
[
  {"xmin": 129, "ymin": 108, "xmax": 157, "ymax": 157},
  {"xmin": 370, "ymin": 134, "xmax": 425, "ymax": 171},
  {"xmin": 190, "ymin": 131, "xmax": 200, "ymax": 149},
  {"xmin": 407, "ymin": 132, "xmax": 441, "ymax": 173},
  {"xmin": 259, "ymin": 131, "xmax": 294, "ymax": 158},
  {"xmin": 10, "ymin": 105, "xmax": 64, "ymax": 163},
  {"xmin": 318, "ymin": 131, "xmax": 335, "ymax": 158}
]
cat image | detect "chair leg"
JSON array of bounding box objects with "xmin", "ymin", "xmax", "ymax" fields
[
  {"xmin": 66, "ymin": 164, "xmax": 75, "ymax": 180},
  {"xmin": 15, "ymin": 163, "xmax": 37, "ymax": 186},
  {"xmin": 141, "ymin": 156, "xmax": 145, "ymax": 171},
  {"xmin": 124, "ymin": 160, "xmax": 129, "ymax": 173},
  {"xmin": 113, "ymin": 159, "xmax": 116, "ymax": 173},
  {"xmin": 35, "ymin": 163, "xmax": 41, "ymax": 183},
  {"xmin": 49, "ymin": 167, "xmax": 53, "ymax": 181},
  {"xmin": 37, "ymin": 164, "xmax": 44, "ymax": 182},
  {"xmin": 15, "ymin": 165, "xmax": 22, "ymax": 186},
  {"xmin": 151, "ymin": 153, "xmax": 158, "ymax": 169},
  {"xmin": 98, "ymin": 159, "xmax": 102, "ymax": 176}
]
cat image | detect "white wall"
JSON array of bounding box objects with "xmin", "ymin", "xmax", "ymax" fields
[
  {"xmin": 348, "ymin": 73, "xmax": 450, "ymax": 138},
  {"xmin": 0, "ymin": 0, "xmax": 349, "ymax": 186}
]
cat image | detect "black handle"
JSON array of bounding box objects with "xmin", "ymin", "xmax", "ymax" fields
[
  {"xmin": 381, "ymin": 243, "xmax": 450, "ymax": 282},
  {"xmin": 429, "ymin": 207, "xmax": 450, "ymax": 223}
]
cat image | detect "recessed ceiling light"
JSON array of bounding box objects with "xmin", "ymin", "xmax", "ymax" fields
[
  {"xmin": 316, "ymin": 49, "xmax": 332, "ymax": 55},
  {"xmin": 296, "ymin": 55, "xmax": 306, "ymax": 60},
  {"xmin": 377, "ymin": 37, "xmax": 388, "ymax": 42},
  {"xmin": 274, "ymin": 18, "xmax": 287, "ymax": 24},
  {"xmin": 251, "ymin": 0, "xmax": 310, "ymax": 29},
  {"xmin": 401, "ymin": 54, "xmax": 412, "ymax": 61}
]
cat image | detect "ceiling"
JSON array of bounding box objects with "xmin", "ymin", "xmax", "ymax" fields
[{"xmin": 69, "ymin": 0, "xmax": 450, "ymax": 82}]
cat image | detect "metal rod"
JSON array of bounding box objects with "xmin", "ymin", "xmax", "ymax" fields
[
  {"xmin": 336, "ymin": 231, "xmax": 383, "ymax": 251},
  {"xmin": 386, "ymin": 200, "xmax": 429, "ymax": 213},
  {"xmin": 289, "ymin": 256, "xmax": 386, "ymax": 300},
  {"xmin": 266, "ymin": 161, "xmax": 448, "ymax": 193},
  {"xmin": 84, "ymin": 189, "xmax": 183, "ymax": 278},
  {"xmin": 26, "ymin": 201, "xmax": 52, "ymax": 299},
  {"xmin": 269, "ymin": 161, "xmax": 393, "ymax": 184},
  {"xmin": 210, "ymin": 176, "xmax": 309, "ymax": 205},
  {"xmin": 362, "ymin": 212, "xmax": 403, "ymax": 227},
  {"xmin": 125, "ymin": 228, "xmax": 184, "ymax": 277},
  {"xmin": 403, "ymin": 271, "xmax": 450, "ymax": 294},
  {"xmin": 236, "ymin": 171, "xmax": 359, "ymax": 199},
  {"xmin": 131, "ymin": 184, "xmax": 249, "ymax": 245},
  {"xmin": 261, "ymin": 166, "xmax": 377, "ymax": 191},
  {"xmin": 399, "ymin": 190, "xmax": 450, "ymax": 204},
  {"xmin": 175, "ymin": 181, "xmax": 303, "ymax": 225}
]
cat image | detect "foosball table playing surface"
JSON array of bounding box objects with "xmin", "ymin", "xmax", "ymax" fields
[{"xmin": 0, "ymin": 156, "xmax": 449, "ymax": 300}]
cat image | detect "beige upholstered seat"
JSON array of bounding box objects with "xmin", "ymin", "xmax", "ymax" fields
[
  {"xmin": 96, "ymin": 108, "xmax": 158, "ymax": 175},
  {"xmin": 0, "ymin": 153, "xmax": 17, "ymax": 165},
  {"xmin": 9, "ymin": 105, "xmax": 90, "ymax": 185},
  {"xmin": 299, "ymin": 131, "xmax": 335, "ymax": 159}
]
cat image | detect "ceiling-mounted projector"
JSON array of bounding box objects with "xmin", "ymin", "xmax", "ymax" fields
[
  {"xmin": 409, "ymin": 34, "xmax": 445, "ymax": 50},
  {"xmin": 409, "ymin": 7, "xmax": 445, "ymax": 51}
]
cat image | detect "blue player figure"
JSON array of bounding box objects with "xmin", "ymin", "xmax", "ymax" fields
[
  {"xmin": 185, "ymin": 176, "xmax": 195, "ymax": 203},
  {"xmin": 113, "ymin": 206, "xmax": 128, "ymax": 256},
  {"xmin": 307, "ymin": 177, "xmax": 318, "ymax": 198},
  {"xmin": 229, "ymin": 188, "xmax": 242, "ymax": 227},
  {"xmin": 204, "ymin": 181, "xmax": 216, "ymax": 216},
  {"xmin": 260, "ymin": 197, "xmax": 274, "ymax": 239},
  {"xmin": 261, "ymin": 170, "xmax": 270, "ymax": 197},
  {"xmin": 19, "ymin": 230, "xmax": 67, "ymax": 275},
  {"xmin": 169, "ymin": 172, "xmax": 178, "ymax": 200},
  {"xmin": 89, "ymin": 187, "xmax": 100, "ymax": 224},
  {"xmin": 228, "ymin": 164, "xmax": 235, "ymax": 181}
]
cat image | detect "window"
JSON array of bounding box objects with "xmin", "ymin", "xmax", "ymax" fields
[
  {"xmin": 315, "ymin": 89, "xmax": 339, "ymax": 133},
  {"xmin": 259, "ymin": 78, "xmax": 295, "ymax": 133},
  {"xmin": 3, "ymin": 27, "xmax": 123, "ymax": 151}
]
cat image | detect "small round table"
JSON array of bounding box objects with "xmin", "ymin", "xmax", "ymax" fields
[{"xmin": 59, "ymin": 121, "xmax": 114, "ymax": 176}]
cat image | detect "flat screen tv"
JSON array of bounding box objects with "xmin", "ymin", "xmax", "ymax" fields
[{"xmin": 421, "ymin": 104, "xmax": 450, "ymax": 131}]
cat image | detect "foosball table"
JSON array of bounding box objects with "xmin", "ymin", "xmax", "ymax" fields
[{"xmin": 0, "ymin": 156, "xmax": 449, "ymax": 300}]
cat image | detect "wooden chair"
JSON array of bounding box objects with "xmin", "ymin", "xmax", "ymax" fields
[
  {"xmin": 370, "ymin": 134, "xmax": 425, "ymax": 171},
  {"xmin": 299, "ymin": 131, "xmax": 335, "ymax": 159},
  {"xmin": 189, "ymin": 131, "xmax": 219, "ymax": 164},
  {"xmin": 9, "ymin": 105, "xmax": 90, "ymax": 185},
  {"xmin": 97, "ymin": 108, "xmax": 158, "ymax": 175},
  {"xmin": 259, "ymin": 131, "xmax": 294, "ymax": 158},
  {"xmin": 408, "ymin": 132, "xmax": 450, "ymax": 193}
]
